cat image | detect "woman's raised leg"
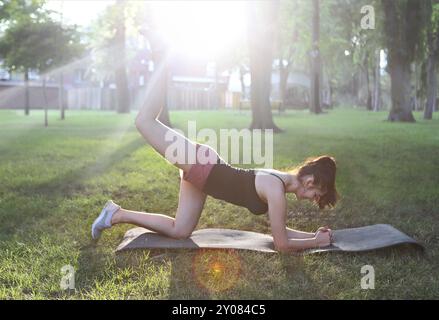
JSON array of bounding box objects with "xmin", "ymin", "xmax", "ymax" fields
[
  {"xmin": 135, "ymin": 118, "xmax": 196, "ymax": 172},
  {"xmin": 134, "ymin": 54, "xmax": 196, "ymax": 172}
]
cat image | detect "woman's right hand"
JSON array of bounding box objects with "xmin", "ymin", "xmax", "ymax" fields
[{"xmin": 315, "ymin": 230, "xmax": 331, "ymax": 248}]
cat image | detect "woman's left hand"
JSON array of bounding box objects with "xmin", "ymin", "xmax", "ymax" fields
[{"xmin": 315, "ymin": 226, "xmax": 333, "ymax": 243}]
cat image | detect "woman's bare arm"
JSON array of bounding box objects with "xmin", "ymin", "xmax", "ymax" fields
[
  {"xmin": 266, "ymin": 188, "xmax": 320, "ymax": 252},
  {"xmin": 286, "ymin": 227, "xmax": 315, "ymax": 239},
  {"xmin": 286, "ymin": 238, "xmax": 318, "ymax": 250}
]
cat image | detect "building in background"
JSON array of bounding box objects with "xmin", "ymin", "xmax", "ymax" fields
[{"xmin": 1, "ymin": 54, "xmax": 329, "ymax": 111}]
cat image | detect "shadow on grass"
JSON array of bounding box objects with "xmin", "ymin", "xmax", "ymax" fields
[
  {"xmin": 111, "ymin": 248, "xmax": 318, "ymax": 299},
  {"xmin": 74, "ymin": 242, "xmax": 117, "ymax": 295},
  {"xmin": 74, "ymin": 241, "xmax": 426, "ymax": 299},
  {"xmin": 159, "ymin": 249, "xmax": 319, "ymax": 299},
  {"xmin": 14, "ymin": 137, "xmax": 145, "ymax": 198},
  {"xmin": 1, "ymin": 138, "xmax": 145, "ymax": 237}
]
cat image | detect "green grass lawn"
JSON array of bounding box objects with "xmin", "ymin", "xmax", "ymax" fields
[{"xmin": 0, "ymin": 107, "xmax": 438, "ymax": 299}]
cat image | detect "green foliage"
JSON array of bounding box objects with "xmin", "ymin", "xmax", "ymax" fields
[
  {"xmin": 420, "ymin": 0, "xmax": 436, "ymax": 65},
  {"xmin": 87, "ymin": 1, "xmax": 146, "ymax": 82},
  {"xmin": 0, "ymin": 0, "xmax": 84, "ymax": 74},
  {"xmin": 0, "ymin": 18, "xmax": 84, "ymax": 73},
  {"xmin": 277, "ymin": 0, "xmax": 383, "ymax": 96},
  {"xmin": 417, "ymin": 1, "xmax": 439, "ymax": 99},
  {"xmin": 0, "ymin": 0, "xmax": 45, "ymax": 24}
]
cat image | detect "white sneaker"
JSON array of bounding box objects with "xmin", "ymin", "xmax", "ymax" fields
[{"xmin": 91, "ymin": 200, "xmax": 121, "ymax": 240}]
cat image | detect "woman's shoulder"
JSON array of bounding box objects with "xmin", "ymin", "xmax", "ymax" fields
[
  {"xmin": 254, "ymin": 168, "xmax": 283, "ymax": 176},
  {"xmin": 254, "ymin": 169, "xmax": 286, "ymax": 203}
]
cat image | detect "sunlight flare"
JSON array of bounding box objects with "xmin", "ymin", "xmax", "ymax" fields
[{"xmin": 149, "ymin": 1, "xmax": 247, "ymax": 59}]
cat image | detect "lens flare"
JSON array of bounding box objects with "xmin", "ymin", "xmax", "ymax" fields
[{"xmin": 192, "ymin": 249, "xmax": 241, "ymax": 293}]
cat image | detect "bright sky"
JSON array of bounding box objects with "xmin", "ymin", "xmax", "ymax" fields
[
  {"xmin": 151, "ymin": 1, "xmax": 247, "ymax": 58},
  {"xmin": 44, "ymin": 0, "xmax": 247, "ymax": 58},
  {"xmin": 45, "ymin": 0, "xmax": 114, "ymax": 27}
]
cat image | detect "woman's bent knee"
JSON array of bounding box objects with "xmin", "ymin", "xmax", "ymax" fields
[{"xmin": 172, "ymin": 228, "xmax": 192, "ymax": 240}]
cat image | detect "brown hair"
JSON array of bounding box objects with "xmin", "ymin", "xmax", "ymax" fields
[{"xmin": 294, "ymin": 155, "xmax": 339, "ymax": 209}]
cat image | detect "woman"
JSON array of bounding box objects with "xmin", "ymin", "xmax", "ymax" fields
[{"xmin": 91, "ymin": 87, "xmax": 338, "ymax": 252}]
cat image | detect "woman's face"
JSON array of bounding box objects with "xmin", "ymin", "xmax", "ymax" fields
[
  {"xmin": 295, "ymin": 175, "xmax": 325, "ymax": 203},
  {"xmin": 297, "ymin": 186, "xmax": 324, "ymax": 202}
]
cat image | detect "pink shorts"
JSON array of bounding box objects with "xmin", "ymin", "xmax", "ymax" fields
[{"xmin": 179, "ymin": 143, "xmax": 223, "ymax": 191}]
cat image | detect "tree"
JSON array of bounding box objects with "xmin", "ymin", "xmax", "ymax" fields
[
  {"xmin": 424, "ymin": 0, "xmax": 439, "ymax": 120},
  {"xmin": 0, "ymin": 18, "xmax": 83, "ymax": 120},
  {"xmin": 0, "ymin": 0, "xmax": 82, "ymax": 120},
  {"xmin": 38, "ymin": 20, "xmax": 84, "ymax": 126},
  {"xmin": 382, "ymin": 0, "xmax": 430, "ymax": 122},
  {"xmin": 0, "ymin": 19, "xmax": 46, "ymax": 116},
  {"xmin": 281, "ymin": 0, "xmax": 375, "ymax": 110},
  {"xmin": 88, "ymin": 1, "xmax": 173, "ymax": 124},
  {"xmin": 324, "ymin": 0, "xmax": 384, "ymax": 110},
  {"xmin": 90, "ymin": 1, "xmax": 131, "ymax": 114},
  {"xmin": 276, "ymin": 0, "xmax": 299, "ymax": 110},
  {"xmin": 310, "ymin": 0, "xmax": 322, "ymax": 114},
  {"xmin": 113, "ymin": 0, "xmax": 130, "ymax": 114},
  {"xmin": 247, "ymin": 1, "xmax": 282, "ymax": 132},
  {"xmin": 372, "ymin": 49, "xmax": 382, "ymax": 111},
  {"xmin": 0, "ymin": 0, "xmax": 45, "ymax": 24},
  {"xmin": 0, "ymin": 0, "xmax": 45, "ymax": 116}
]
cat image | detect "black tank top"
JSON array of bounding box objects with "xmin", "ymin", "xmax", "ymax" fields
[{"xmin": 202, "ymin": 164, "xmax": 286, "ymax": 215}]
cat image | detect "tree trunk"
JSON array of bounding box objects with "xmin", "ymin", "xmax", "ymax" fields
[
  {"xmin": 248, "ymin": 1, "xmax": 282, "ymax": 131},
  {"xmin": 383, "ymin": 0, "xmax": 422, "ymax": 122},
  {"xmin": 59, "ymin": 72, "xmax": 65, "ymax": 120},
  {"xmin": 372, "ymin": 50, "xmax": 382, "ymax": 112},
  {"xmin": 387, "ymin": 59, "xmax": 415, "ymax": 122},
  {"xmin": 328, "ymin": 82, "xmax": 333, "ymax": 108},
  {"xmin": 310, "ymin": 0, "xmax": 322, "ymax": 114},
  {"xmin": 114, "ymin": 0, "xmax": 130, "ymax": 114},
  {"xmin": 413, "ymin": 63, "xmax": 419, "ymax": 111},
  {"xmin": 24, "ymin": 69, "xmax": 30, "ymax": 116},
  {"xmin": 424, "ymin": 55, "xmax": 437, "ymax": 119},
  {"xmin": 279, "ymin": 57, "xmax": 289, "ymax": 112},
  {"xmin": 424, "ymin": 9, "xmax": 438, "ymax": 120},
  {"xmin": 364, "ymin": 52, "xmax": 372, "ymax": 110},
  {"xmin": 43, "ymin": 77, "xmax": 48, "ymax": 127}
]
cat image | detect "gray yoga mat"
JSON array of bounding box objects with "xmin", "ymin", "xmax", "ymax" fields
[{"xmin": 116, "ymin": 224, "xmax": 423, "ymax": 254}]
